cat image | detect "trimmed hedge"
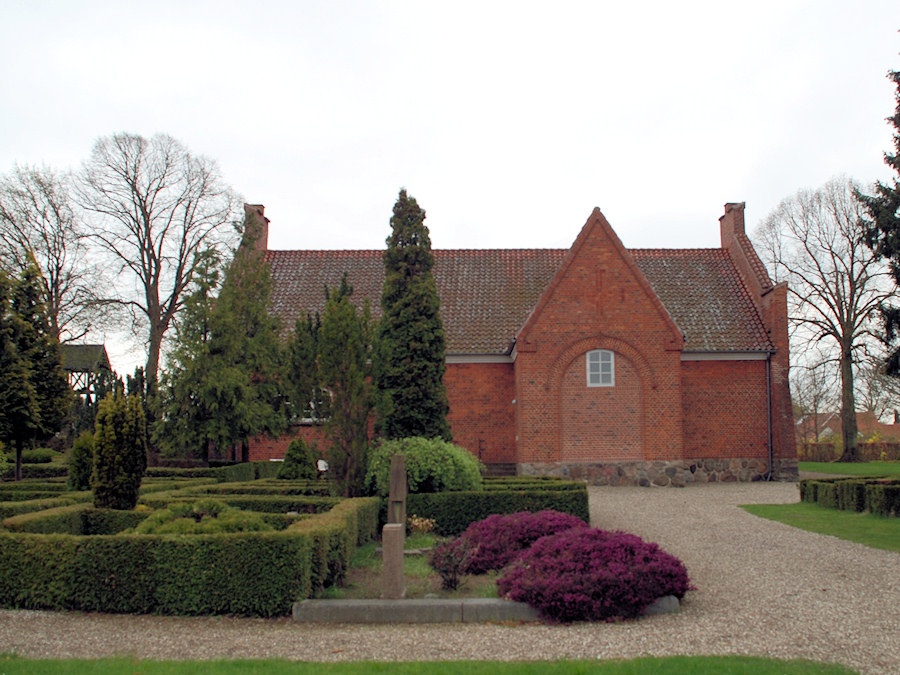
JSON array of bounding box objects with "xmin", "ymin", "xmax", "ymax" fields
[
  {"xmin": 800, "ymin": 477, "xmax": 900, "ymax": 517},
  {"xmin": 144, "ymin": 461, "xmax": 281, "ymax": 483},
  {"xmin": 0, "ymin": 494, "xmax": 91, "ymax": 520},
  {"xmin": 3, "ymin": 503, "xmax": 151, "ymax": 535},
  {"xmin": 288, "ymin": 497, "xmax": 380, "ymax": 593},
  {"xmin": 0, "ymin": 496, "xmax": 378, "ymax": 616},
  {"xmin": 139, "ymin": 493, "xmax": 341, "ymax": 514},
  {"xmin": 1, "ymin": 465, "xmax": 69, "ymax": 480},
  {"xmin": 186, "ymin": 480, "xmax": 330, "ymax": 497},
  {"xmin": 406, "ymin": 485, "xmax": 590, "ymax": 536}
]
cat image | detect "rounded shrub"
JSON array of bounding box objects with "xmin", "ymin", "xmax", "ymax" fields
[
  {"xmin": 365, "ymin": 437, "xmax": 484, "ymax": 497},
  {"xmin": 68, "ymin": 431, "xmax": 94, "ymax": 490},
  {"xmin": 131, "ymin": 499, "xmax": 274, "ymax": 534},
  {"xmin": 497, "ymin": 528, "xmax": 693, "ymax": 622},
  {"xmin": 458, "ymin": 510, "xmax": 588, "ymax": 574},
  {"xmin": 277, "ymin": 437, "xmax": 318, "ymax": 480},
  {"xmin": 22, "ymin": 447, "xmax": 60, "ymax": 464}
]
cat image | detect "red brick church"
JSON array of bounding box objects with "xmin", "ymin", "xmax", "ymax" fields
[{"xmin": 248, "ymin": 202, "xmax": 797, "ymax": 485}]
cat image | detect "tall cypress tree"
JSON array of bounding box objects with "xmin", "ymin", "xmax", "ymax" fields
[
  {"xmin": 319, "ymin": 274, "xmax": 373, "ymax": 497},
  {"xmin": 377, "ymin": 189, "xmax": 451, "ymax": 441},
  {"xmin": 860, "ymin": 69, "xmax": 900, "ymax": 374}
]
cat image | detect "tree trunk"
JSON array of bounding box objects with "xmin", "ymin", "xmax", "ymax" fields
[
  {"xmin": 146, "ymin": 322, "xmax": 163, "ymax": 389},
  {"xmin": 838, "ymin": 348, "xmax": 861, "ymax": 462},
  {"xmin": 14, "ymin": 439, "xmax": 22, "ymax": 482}
]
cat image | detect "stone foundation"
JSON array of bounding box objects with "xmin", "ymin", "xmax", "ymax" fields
[{"xmin": 518, "ymin": 458, "xmax": 798, "ymax": 487}]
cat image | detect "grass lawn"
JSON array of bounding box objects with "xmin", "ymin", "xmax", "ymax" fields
[
  {"xmin": 319, "ymin": 532, "xmax": 498, "ymax": 600},
  {"xmin": 741, "ymin": 501, "xmax": 900, "ymax": 552},
  {"xmin": 799, "ymin": 461, "xmax": 900, "ymax": 476},
  {"xmin": 0, "ymin": 655, "xmax": 858, "ymax": 674}
]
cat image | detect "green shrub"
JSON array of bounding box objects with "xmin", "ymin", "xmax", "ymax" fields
[
  {"xmin": 131, "ymin": 500, "xmax": 273, "ymax": 534},
  {"xmin": 366, "ymin": 437, "xmax": 483, "ymax": 497},
  {"xmin": 92, "ymin": 393, "xmax": 147, "ymax": 510},
  {"xmin": 68, "ymin": 432, "xmax": 94, "ymax": 491},
  {"xmin": 21, "ymin": 448, "xmax": 60, "ymax": 464},
  {"xmin": 277, "ymin": 438, "xmax": 318, "ymax": 480}
]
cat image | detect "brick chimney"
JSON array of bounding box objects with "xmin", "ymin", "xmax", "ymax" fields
[
  {"xmin": 719, "ymin": 201, "xmax": 746, "ymax": 248},
  {"xmin": 243, "ymin": 203, "xmax": 269, "ymax": 252}
]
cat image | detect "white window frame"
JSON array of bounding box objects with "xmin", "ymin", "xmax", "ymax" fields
[{"xmin": 586, "ymin": 349, "xmax": 614, "ymax": 387}]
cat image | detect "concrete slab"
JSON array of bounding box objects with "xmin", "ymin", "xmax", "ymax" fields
[
  {"xmin": 292, "ymin": 598, "xmax": 541, "ymax": 624},
  {"xmin": 292, "ymin": 595, "xmax": 679, "ymax": 624}
]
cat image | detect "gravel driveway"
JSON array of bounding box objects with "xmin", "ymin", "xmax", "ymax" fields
[{"xmin": 2, "ymin": 482, "xmax": 898, "ymax": 674}]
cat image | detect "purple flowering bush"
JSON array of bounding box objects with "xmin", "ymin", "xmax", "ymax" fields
[
  {"xmin": 429, "ymin": 536, "xmax": 477, "ymax": 590},
  {"xmin": 497, "ymin": 528, "xmax": 693, "ymax": 622},
  {"xmin": 457, "ymin": 510, "xmax": 588, "ymax": 574}
]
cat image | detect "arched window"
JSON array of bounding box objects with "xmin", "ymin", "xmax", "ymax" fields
[{"xmin": 586, "ymin": 349, "xmax": 614, "ymax": 387}]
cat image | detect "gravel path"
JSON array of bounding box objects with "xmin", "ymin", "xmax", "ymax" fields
[{"xmin": 2, "ymin": 482, "xmax": 898, "ymax": 673}]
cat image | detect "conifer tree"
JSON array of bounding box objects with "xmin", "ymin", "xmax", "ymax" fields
[
  {"xmin": 286, "ymin": 314, "xmax": 330, "ymax": 422},
  {"xmin": 377, "ymin": 189, "xmax": 451, "ymax": 441},
  {"xmin": 0, "ymin": 261, "xmax": 70, "ymax": 479},
  {"xmin": 319, "ymin": 274, "xmax": 373, "ymax": 497},
  {"xmin": 157, "ymin": 216, "xmax": 286, "ymax": 463},
  {"xmin": 92, "ymin": 389, "xmax": 147, "ymax": 510},
  {"xmin": 859, "ymin": 69, "xmax": 900, "ymax": 374}
]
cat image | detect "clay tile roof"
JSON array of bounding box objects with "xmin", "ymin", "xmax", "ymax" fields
[
  {"xmin": 631, "ymin": 249, "xmax": 773, "ymax": 351},
  {"xmin": 60, "ymin": 344, "xmax": 112, "ymax": 373},
  {"xmin": 267, "ymin": 246, "xmax": 772, "ymax": 355}
]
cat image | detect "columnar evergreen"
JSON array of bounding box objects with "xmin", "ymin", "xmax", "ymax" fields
[
  {"xmin": 319, "ymin": 274, "xmax": 373, "ymax": 497},
  {"xmin": 377, "ymin": 189, "xmax": 451, "ymax": 441},
  {"xmin": 92, "ymin": 390, "xmax": 147, "ymax": 510}
]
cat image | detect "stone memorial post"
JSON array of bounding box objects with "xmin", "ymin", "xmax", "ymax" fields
[{"xmin": 382, "ymin": 453, "xmax": 407, "ymax": 599}]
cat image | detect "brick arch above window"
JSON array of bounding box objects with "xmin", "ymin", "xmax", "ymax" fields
[{"xmin": 544, "ymin": 336, "xmax": 658, "ymax": 394}]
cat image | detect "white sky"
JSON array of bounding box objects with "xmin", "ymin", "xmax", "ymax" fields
[{"xmin": 1, "ymin": 1, "xmax": 899, "ymax": 370}]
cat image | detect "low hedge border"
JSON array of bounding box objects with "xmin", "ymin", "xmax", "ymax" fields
[
  {"xmin": 3, "ymin": 503, "xmax": 151, "ymax": 535},
  {"xmin": 139, "ymin": 493, "xmax": 341, "ymax": 514},
  {"xmin": 0, "ymin": 494, "xmax": 92, "ymax": 520},
  {"xmin": 406, "ymin": 484, "xmax": 590, "ymax": 536},
  {"xmin": 144, "ymin": 461, "xmax": 281, "ymax": 483},
  {"xmin": 0, "ymin": 496, "xmax": 378, "ymax": 616},
  {"xmin": 184, "ymin": 480, "xmax": 330, "ymax": 497},
  {"xmin": 800, "ymin": 477, "xmax": 900, "ymax": 517}
]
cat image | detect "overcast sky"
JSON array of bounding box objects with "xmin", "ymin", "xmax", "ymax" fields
[{"xmin": 2, "ymin": 1, "xmax": 899, "ymax": 369}]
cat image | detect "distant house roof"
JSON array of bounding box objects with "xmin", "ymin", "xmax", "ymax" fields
[
  {"xmin": 266, "ymin": 246, "xmax": 774, "ymax": 355},
  {"xmin": 60, "ymin": 344, "xmax": 111, "ymax": 374}
]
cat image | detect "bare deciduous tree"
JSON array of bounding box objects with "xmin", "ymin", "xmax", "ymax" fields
[
  {"xmin": 0, "ymin": 164, "xmax": 99, "ymax": 342},
  {"xmin": 77, "ymin": 133, "xmax": 241, "ymax": 385},
  {"xmin": 792, "ymin": 350, "xmax": 837, "ymax": 443},
  {"xmin": 756, "ymin": 176, "xmax": 892, "ymax": 461}
]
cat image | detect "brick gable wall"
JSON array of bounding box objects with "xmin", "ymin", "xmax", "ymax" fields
[{"xmin": 514, "ymin": 210, "xmax": 685, "ymax": 467}]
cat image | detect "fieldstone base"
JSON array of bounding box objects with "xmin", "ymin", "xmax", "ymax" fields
[{"xmin": 518, "ymin": 458, "xmax": 798, "ymax": 487}]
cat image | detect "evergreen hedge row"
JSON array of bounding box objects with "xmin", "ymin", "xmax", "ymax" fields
[
  {"xmin": 138, "ymin": 493, "xmax": 341, "ymax": 514},
  {"xmin": 800, "ymin": 477, "xmax": 900, "ymax": 517},
  {"xmin": 185, "ymin": 480, "xmax": 330, "ymax": 497},
  {"xmin": 144, "ymin": 461, "xmax": 281, "ymax": 482},
  {"xmin": 0, "ymin": 494, "xmax": 90, "ymax": 520},
  {"xmin": 3, "ymin": 503, "xmax": 151, "ymax": 534},
  {"xmin": 406, "ymin": 484, "xmax": 590, "ymax": 536},
  {"xmin": 0, "ymin": 496, "xmax": 378, "ymax": 616}
]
